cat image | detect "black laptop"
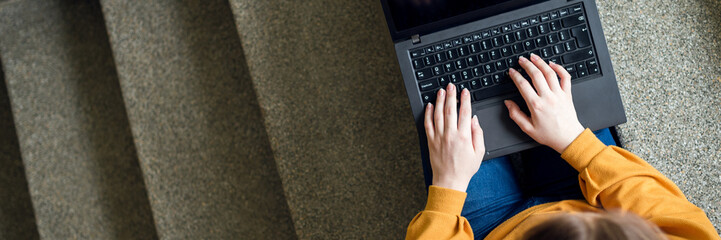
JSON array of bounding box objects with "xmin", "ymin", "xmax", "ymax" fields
[{"xmin": 380, "ymin": 0, "xmax": 626, "ymax": 178}]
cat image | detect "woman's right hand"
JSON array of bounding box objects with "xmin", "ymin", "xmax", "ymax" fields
[{"xmin": 504, "ymin": 54, "xmax": 585, "ymax": 153}]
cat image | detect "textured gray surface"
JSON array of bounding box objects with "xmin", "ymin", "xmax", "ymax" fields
[
  {"xmin": 0, "ymin": 62, "xmax": 39, "ymax": 240},
  {"xmin": 597, "ymin": 0, "xmax": 721, "ymax": 233},
  {"xmin": 230, "ymin": 1, "xmax": 427, "ymax": 238},
  {"xmin": 99, "ymin": 0, "xmax": 296, "ymax": 239},
  {"xmin": 0, "ymin": 1, "xmax": 157, "ymax": 239}
]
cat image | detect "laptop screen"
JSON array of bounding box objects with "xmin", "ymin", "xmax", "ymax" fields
[{"xmin": 381, "ymin": 0, "xmax": 547, "ymax": 41}]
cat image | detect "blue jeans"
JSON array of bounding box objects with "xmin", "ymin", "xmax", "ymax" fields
[{"xmin": 423, "ymin": 128, "xmax": 617, "ymax": 239}]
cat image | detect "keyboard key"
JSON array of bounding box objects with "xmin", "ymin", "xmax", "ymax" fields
[
  {"xmin": 571, "ymin": 26, "xmax": 591, "ymax": 48},
  {"xmin": 435, "ymin": 53, "xmax": 447, "ymax": 63},
  {"xmin": 411, "ymin": 49, "xmax": 424, "ymax": 58},
  {"xmin": 503, "ymin": 34, "xmax": 515, "ymax": 44},
  {"xmin": 461, "ymin": 69, "xmax": 472, "ymax": 80},
  {"xmin": 412, "ymin": 59, "xmax": 423, "ymax": 69},
  {"xmin": 473, "ymin": 33, "xmax": 482, "ymax": 41},
  {"xmin": 553, "ymin": 44, "xmax": 565, "ymax": 55},
  {"xmin": 425, "ymin": 46, "xmax": 435, "ymax": 53},
  {"xmin": 483, "ymin": 63, "xmax": 495, "ymax": 74},
  {"xmin": 560, "ymin": 8, "xmax": 569, "ymax": 17},
  {"xmin": 514, "ymin": 31, "xmax": 527, "ymax": 41},
  {"xmin": 490, "ymin": 49, "xmax": 501, "ymax": 60},
  {"xmin": 562, "ymin": 48, "xmax": 594, "ymax": 64},
  {"xmin": 492, "ymin": 73, "xmax": 503, "ymax": 83},
  {"xmin": 435, "ymin": 44, "xmax": 444, "ymax": 51},
  {"xmin": 477, "ymin": 52, "xmax": 490, "ymax": 63},
  {"xmin": 423, "ymin": 56, "xmax": 435, "ymax": 66},
  {"xmin": 564, "ymin": 41, "xmax": 577, "ymax": 52},
  {"xmin": 446, "ymin": 49, "xmax": 458, "ymax": 59},
  {"xmin": 444, "ymin": 62, "xmax": 455, "ymax": 72},
  {"xmin": 538, "ymin": 23, "xmax": 550, "ymax": 34},
  {"xmin": 443, "ymin": 42, "xmax": 453, "ymax": 49},
  {"xmin": 452, "ymin": 39, "xmax": 463, "ymax": 46},
  {"xmin": 502, "ymin": 25, "xmax": 513, "ymax": 33},
  {"xmin": 463, "ymin": 36, "xmax": 473, "ymax": 43},
  {"xmin": 481, "ymin": 76, "xmax": 493, "ymax": 86},
  {"xmin": 541, "ymin": 14, "xmax": 550, "ymax": 22},
  {"xmin": 506, "ymin": 58, "xmax": 518, "ymax": 69},
  {"xmin": 472, "ymin": 67, "xmax": 482, "ymax": 77},
  {"xmin": 562, "ymin": 14, "xmax": 586, "ymax": 28},
  {"xmin": 512, "ymin": 22, "xmax": 522, "ymax": 30},
  {"xmin": 521, "ymin": 20, "xmax": 530, "ymax": 28},
  {"xmin": 481, "ymin": 40, "xmax": 492, "ymax": 50},
  {"xmin": 535, "ymin": 37, "xmax": 548, "ymax": 47},
  {"xmin": 501, "ymin": 46, "xmax": 512, "ymax": 57},
  {"xmin": 449, "ymin": 72, "xmax": 461, "ymax": 83},
  {"xmin": 541, "ymin": 47, "xmax": 553, "ymax": 58},
  {"xmin": 550, "ymin": 11, "xmax": 560, "ymax": 19},
  {"xmin": 577, "ymin": 68, "xmax": 588, "ymax": 77},
  {"xmin": 526, "ymin": 27, "xmax": 538, "ymax": 38},
  {"xmin": 458, "ymin": 82, "xmax": 469, "ymax": 92},
  {"xmin": 495, "ymin": 61, "xmax": 508, "ymax": 71},
  {"xmin": 523, "ymin": 40, "xmax": 536, "ymax": 50},
  {"xmin": 564, "ymin": 64, "xmax": 576, "ymax": 73},
  {"xmin": 432, "ymin": 65, "xmax": 444, "ymax": 76},
  {"xmin": 492, "ymin": 37, "xmax": 503, "ymax": 47},
  {"xmin": 491, "ymin": 27, "xmax": 501, "ymax": 35},
  {"xmin": 529, "ymin": 17, "xmax": 540, "ymax": 25},
  {"xmin": 422, "ymin": 92, "xmax": 436, "ymax": 104},
  {"xmin": 438, "ymin": 75, "xmax": 450, "ymax": 86},
  {"xmin": 466, "ymin": 56, "xmax": 479, "ymax": 66},
  {"xmin": 512, "ymin": 43, "xmax": 524, "ymax": 54},
  {"xmin": 571, "ymin": 5, "xmax": 583, "ymax": 14},
  {"xmin": 482, "ymin": 31, "xmax": 491, "ymax": 38},
  {"xmin": 455, "ymin": 59, "xmax": 467, "ymax": 69},
  {"xmin": 470, "ymin": 79, "xmax": 482, "ymax": 89},
  {"xmin": 587, "ymin": 59, "xmax": 599, "ymax": 74},
  {"xmin": 549, "ymin": 57, "xmax": 561, "ymax": 64},
  {"xmin": 547, "ymin": 33, "xmax": 559, "ymax": 44},
  {"xmin": 416, "ymin": 68, "xmax": 432, "ymax": 80},
  {"xmin": 559, "ymin": 30, "xmax": 571, "ymax": 41},
  {"xmin": 419, "ymin": 80, "xmax": 439, "ymax": 91},
  {"xmin": 469, "ymin": 43, "xmax": 481, "ymax": 53},
  {"xmin": 549, "ymin": 20, "xmax": 561, "ymax": 31},
  {"xmin": 458, "ymin": 46, "xmax": 469, "ymax": 56}
]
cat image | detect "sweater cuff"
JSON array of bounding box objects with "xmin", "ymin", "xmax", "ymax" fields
[
  {"xmin": 561, "ymin": 128, "xmax": 608, "ymax": 172},
  {"xmin": 425, "ymin": 186, "xmax": 467, "ymax": 215}
]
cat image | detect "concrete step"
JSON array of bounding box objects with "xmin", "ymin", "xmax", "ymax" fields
[
  {"xmin": 0, "ymin": 61, "xmax": 39, "ymax": 239},
  {"xmin": 98, "ymin": 0, "xmax": 295, "ymax": 238},
  {"xmin": 0, "ymin": 1, "xmax": 157, "ymax": 239},
  {"xmin": 228, "ymin": 1, "xmax": 427, "ymax": 238}
]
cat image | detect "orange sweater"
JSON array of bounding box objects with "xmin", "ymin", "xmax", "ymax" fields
[{"xmin": 406, "ymin": 129, "xmax": 720, "ymax": 239}]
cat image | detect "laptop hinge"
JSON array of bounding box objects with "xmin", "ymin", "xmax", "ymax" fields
[{"xmin": 411, "ymin": 34, "xmax": 420, "ymax": 44}]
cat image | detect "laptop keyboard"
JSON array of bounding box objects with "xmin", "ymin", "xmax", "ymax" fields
[{"xmin": 409, "ymin": 4, "xmax": 601, "ymax": 104}]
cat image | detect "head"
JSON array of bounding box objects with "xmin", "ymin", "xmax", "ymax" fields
[{"xmin": 523, "ymin": 211, "xmax": 667, "ymax": 240}]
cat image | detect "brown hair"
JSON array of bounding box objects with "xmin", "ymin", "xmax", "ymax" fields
[{"xmin": 522, "ymin": 211, "xmax": 667, "ymax": 240}]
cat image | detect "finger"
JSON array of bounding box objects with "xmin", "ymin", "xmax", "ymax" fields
[
  {"xmin": 471, "ymin": 115, "xmax": 485, "ymax": 154},
  {"xmin": 509, "ymin": 68, "xmax": 540, "ymax": 105},
  {"xmin": 519, "ymin": 55, "xmax": 551, "ymax": 96},
  {"xmin": 550, "ymin": 62, "xmax": 572, "ymax": 96},
  {"xmin": 433, "ymin": 89, "xmax": 446, "ymax": 135},
  {"xmin": 457, "ymin": 88, "xmax": 472, "ymax": 134},
  {"xmin": 531, "ymin": 54, "xmax": 561, "ymax": 91},
  {"xmin": 504, "ymin": 100, "xmax": 534, "ymax": 134},
  {"xmin": 444, "ymin": 83, "xmax": 458, "ymax": 132},
  {"xmin": 424, "ymin": 103, "xmax": 435, "ymax": 139}
]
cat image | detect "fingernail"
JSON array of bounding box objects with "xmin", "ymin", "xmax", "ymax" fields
[
  {"xmin": 549, "ymin": 61, "xmax": 556, "ymax": 66},
  {"xmin": 473, "ymin": 115, "xmax": 478, "ymax": 121},
  {"xmin": 427, "ymin": 102, "xmax": 433, "ymax": 108},
  {"xmin": 519, "ymin": 56, "xmax": 528, "ymax": 63},
  {"xmin": 530, "ymin": 53, "xmax": 539, "ymax": 61},
  {"xmin": 448, "ymin": 83, "xmax": 455, "ymax": 91},
  {"xmin": 504, "ymin": 100, "xmax": 510, "ymax": 106},
  {"xmin": 509, "ymin": 68, "xmax": 517, "ymax": 74},
  {"xmin": 438, "ymin": 89, "xmax": 445, "ymax": 96},
  {"xmin": 463, "ymin": 88, "xmax": 469, "ymax": 95}
]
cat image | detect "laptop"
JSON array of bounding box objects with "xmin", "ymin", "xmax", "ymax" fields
[{"xmin": 380, "ymin": 0, "xmax": 627, "ymax": 181}]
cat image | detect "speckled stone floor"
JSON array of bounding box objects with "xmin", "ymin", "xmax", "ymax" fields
[{"xmin": 597, "ymin": 0, "xmax": 721, "ymax": 233}]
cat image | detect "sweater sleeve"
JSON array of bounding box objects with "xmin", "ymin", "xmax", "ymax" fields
[
  {"xmin": 406, "ymin": 186, "xmax": 474, "ymax": 240},
  {"xmin": 561, "ymin": 129, "xmax": 720, "ymax": 240}
]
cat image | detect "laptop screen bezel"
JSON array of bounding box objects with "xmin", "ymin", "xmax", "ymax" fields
[{"xmin": 380, "ymin": 0, "xmax": 547, "ymax": 42}]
